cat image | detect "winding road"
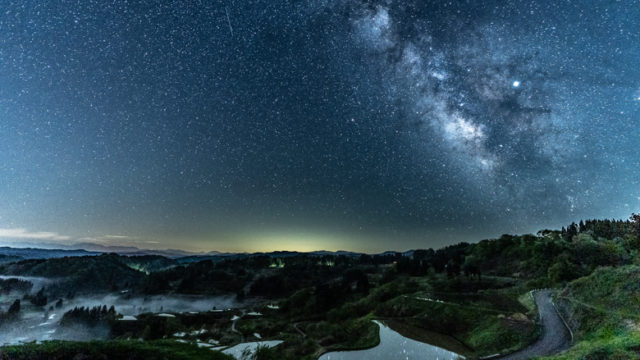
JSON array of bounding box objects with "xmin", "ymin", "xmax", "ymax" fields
[{"xmin": 499, "ymin": 290, "xmax": 571, "ymax": 359}]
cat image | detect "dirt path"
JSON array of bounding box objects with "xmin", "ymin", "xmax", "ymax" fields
[
  {"xmin": 293, "ymin": 322, "xmax": 307, "ymax": 338},
  {"xmin": 231, "ymin": 310, "xmax": 245, "ymax": 341},
  {"xmin": 499, "ymin": 290, "xmax": 571, "ymax": 359}
]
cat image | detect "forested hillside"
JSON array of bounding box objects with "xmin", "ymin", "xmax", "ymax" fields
[{"xmin": 0, "ymin": 215, "xmax": 637, "ymax": 359}]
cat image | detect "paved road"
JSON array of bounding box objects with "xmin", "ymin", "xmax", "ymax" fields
[{"xmin": 499, "ymin": 290, "xmax": 571, "ymax": 359}]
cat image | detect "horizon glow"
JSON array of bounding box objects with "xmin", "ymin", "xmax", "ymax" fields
[{"xmin": 0, "ymin": 1, "xmax": 639, "ymax": 252}]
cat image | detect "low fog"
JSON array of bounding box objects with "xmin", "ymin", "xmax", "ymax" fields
[
  {"xmin": 65, "ymin": 293, "xmax": 239, "ymax": 316},
  {"xmin": 0, "ymin": 276, "xmax": 241, "ymax": 345}
]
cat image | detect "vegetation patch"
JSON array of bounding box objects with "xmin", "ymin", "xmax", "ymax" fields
[{"xmin": 0, "ymin": 340, "xmax": 233, "ymax": 360}]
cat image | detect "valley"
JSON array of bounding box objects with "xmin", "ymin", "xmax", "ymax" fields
[{"xmin": 0, "ymin": 217, "xmax": 637, "ymax": 359}]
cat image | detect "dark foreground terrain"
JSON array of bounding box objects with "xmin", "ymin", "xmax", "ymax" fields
[{"xmin": 0, "ymin": 215, "xmax": 638, "ymax": 359}]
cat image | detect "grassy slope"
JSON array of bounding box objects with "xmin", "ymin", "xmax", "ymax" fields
[
  {"xmin": 541, "ymin": 265, "xmax": 640, "ymax": 359},
  {"xmin": 0, "ymin": 340, "xmax": 233, "ymax": 360}
]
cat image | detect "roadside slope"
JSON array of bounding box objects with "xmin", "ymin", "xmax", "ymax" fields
[{"xmin": 541, "ymin": 265, "xmax": 640, "ymax": 359}]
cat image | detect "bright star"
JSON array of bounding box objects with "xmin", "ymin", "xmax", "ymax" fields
[{"xmin": 512, "ymin": 81, "xmax": 520, "ymax": 88}]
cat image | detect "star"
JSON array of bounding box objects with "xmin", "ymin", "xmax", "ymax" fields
[{"xmin": 0, "ymin": 0, "xmax": 637, "ymax": 253}]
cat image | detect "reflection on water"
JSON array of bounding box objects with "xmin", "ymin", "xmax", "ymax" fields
[
  {"xmin": 319, "ymin": 320, "xmax": 462, "ymax": 360},
  {"xmin": 223, "ymin": 340, "xmax": 283, "ymax": 359}
]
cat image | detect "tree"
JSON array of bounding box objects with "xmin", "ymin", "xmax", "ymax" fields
[
  {"xmin": 566, "ymin": 222, "xmax": 578, "ymax": 240},
  {"xmin": 141, "ymin": 325, "xmax": 152, "ymax": 340},
  {"xmin": 579, "ymin": 220, "xmax": 586, "ymax": 232},
  {"xmin": 548, "ymin": 253, "xmax": 581, "ymax": 284},
  {"xmin": 30, "ymin": 288, "xmax": 47, "ymax": 307},
  {"xmin": 413, "ymin": 249, "xmax": 432, "ymax": 261},
  {"xmin": 631, "ymin": 213, "xmax": 640, "ymax": 237},
  {"xmin": 7, "ymin": 299, "xmax": 20, "ymax": 315},
  {"xmin": 60, "ymin": 305, "xmax": 116, "ymax": 327},
  {"xmin": 462, "ymin": 255, "xmax": 482, "ymax": 281},
  {"xmin": 446, "ymin": 259, "xmax": 460, "ymax": 278}
]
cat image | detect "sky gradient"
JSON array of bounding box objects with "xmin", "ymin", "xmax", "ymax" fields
[{"xmin": 1, "ymin": 0, "xmax": 639, "ymax": 252}]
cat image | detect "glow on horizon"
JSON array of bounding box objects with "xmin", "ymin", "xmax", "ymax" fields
[{"xmin": 219, "ymin": 231, "xmax": 367, "ymax": 253}]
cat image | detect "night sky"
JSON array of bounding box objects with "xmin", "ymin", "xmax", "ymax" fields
[{"xmin": 1, "ymin": 0, "xmax": 639, "ymax": 253}]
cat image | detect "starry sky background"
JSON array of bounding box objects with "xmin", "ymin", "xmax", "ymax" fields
[{"xmin": 0, "ymin": 0, "xmax": 639, "ymax": 252}]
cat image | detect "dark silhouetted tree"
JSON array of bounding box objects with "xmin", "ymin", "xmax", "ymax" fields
[
  {"xmin": 631, "ymin": 213, "xmax": 640, "ymax": 237},
  {"xmin": 7, "ymin": 299, "xmax": 20, "ymax": 315}
]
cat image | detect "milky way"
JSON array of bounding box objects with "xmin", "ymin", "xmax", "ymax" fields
[{"xmin": 0, "ymin": 0, "xmax": 638, "ymax": 252}]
